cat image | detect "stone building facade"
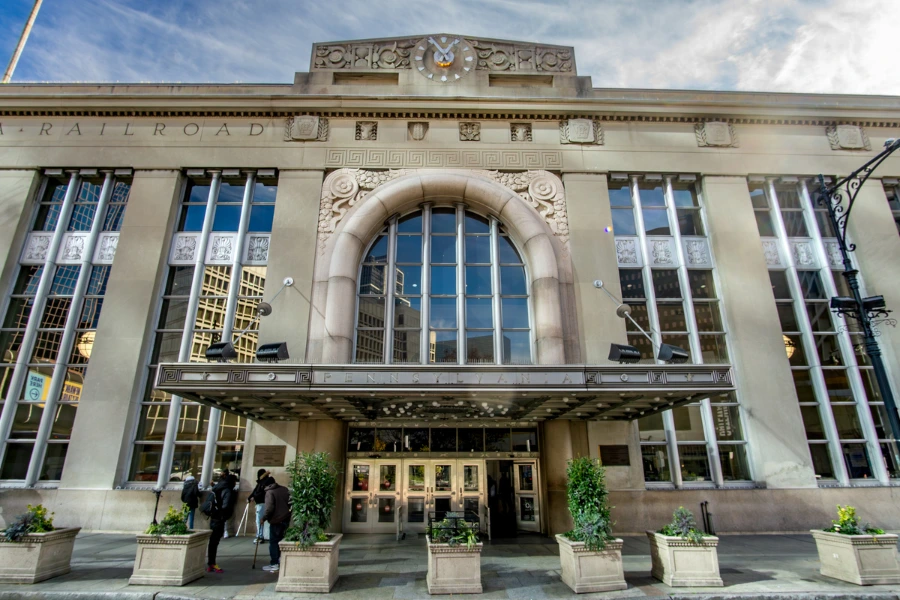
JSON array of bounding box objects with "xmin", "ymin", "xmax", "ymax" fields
[{"xmin": 0, "ymin": 34, "xmax": 899, "ymax": 535}]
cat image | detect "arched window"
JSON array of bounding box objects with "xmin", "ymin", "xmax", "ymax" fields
[{"xmin": 354, "ymin": 206, "xmax": 531, "ymax": 365}]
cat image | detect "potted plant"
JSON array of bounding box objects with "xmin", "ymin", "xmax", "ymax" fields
[
  {"xmin": 129, "ymin": 505, "xmax": 211, "ymax": 586},
  {"xmin": 811, "ymin": 505, "xmax": 900, "ymax": 585},
  {"xmin": 426, "ymin": 514, "xmax": 483, "ymax": 594},
  {"xmin": 647, "ymin": 506, "xmax": 722, "ymax": 586},
  {"xmin": 276, "ymin": 451, "xmax": 341, "ymax": 593},
  {"xmin": 0, "ymin": 504, "xmax": 80, "ymax": 583},
  {"xmin": 556, "ymin": 457, "xmax": 627, "ymax": 593}
]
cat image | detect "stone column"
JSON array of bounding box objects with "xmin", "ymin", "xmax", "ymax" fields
[
  {"xmin": 256, "ymin": 169, "xmax": 324, "ymax": 361},
  {"xmin": 561, "ymin": 173, "xmax": 626, "ymax": 363},
  {"xmin": 701, "ymin": 176, "xmax": 817, "ymax": 488},
  {"xmin": 60, "ymin": 170, "xmax": 181, "ymax": 489},
  {"xmin": 845, "ymin": 181, "xmax": 900, "ymax": 395},
  {"xmin": 0, "ymin": 170, "xmax": 40, "ymax": 290},
  {"xmin": 541, "ymin": 420, "xmax": 591, "ymax": 535}
]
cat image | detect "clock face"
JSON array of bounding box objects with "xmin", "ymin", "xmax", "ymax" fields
[{"xmin": 413, "ymin": 36, "xmax": 476, "ymax": 83}]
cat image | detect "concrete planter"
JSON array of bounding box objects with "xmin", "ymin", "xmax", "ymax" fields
[
  {"xmin": 276, "ymin": 533, "xmax": 342, "ymax": 593},
  {"xmin": 425, "ymin": 536, "xmax": 483, "ymax": 594},
  {"xmin": 555, "ymin": 533, "xmax": 627, "ymax": 593},
  {"xmin": 811, "ymin": 529, "xmax": 900, "ymax": 585},
  {"xmin": 646, "ymin": 531, "xmax": 723, "ymax": 587},
  {"xmin": 0, "ymin": 527, "xmax": 81, "ymax": 583},
  {"xmin": 129, "ymin": 529, "xmax": 212, "ymax": 586}
]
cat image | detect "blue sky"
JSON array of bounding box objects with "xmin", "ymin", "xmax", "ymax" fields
[{"xmin": 1, "ymin": 0, "xmax": 897, "ymax": 94}]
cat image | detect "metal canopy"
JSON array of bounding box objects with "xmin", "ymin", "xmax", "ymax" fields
[{"xmin": 155, "ymin": 363, "xmax": 735, "ymax": 423}]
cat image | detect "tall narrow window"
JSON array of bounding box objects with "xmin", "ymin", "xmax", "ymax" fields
[
  {"xmin": 130, "ymin": 171, "xmax": 274, "ymax": 484},
  {"xmin": 751, "ymin": 177, "xmax": 895, "ymax": 484},
  {"xmin": 615, "ymin": 174, "xmax": 749, "ymax": 487},
  {"xmin": 0, "ymin": 170, "xmax": 131, "ymax": 482},
  {"xmin": 353, "ymin": 208, "xmax": 532, "ymax": 366}
]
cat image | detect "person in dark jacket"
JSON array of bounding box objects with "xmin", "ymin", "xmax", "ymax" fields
[
  {"xmin": 180, "ymin": 473, "xmax": 199, "ymax": 529},
  {"xmin": 247, "ymin": 469, "xmax": 270, "ymax": 544},
  {"xmin": 205, "ymin": 471, "xmax": 235, "ymax": 573},
  {"xmin": 260, "ymin": 476, "xmax": 291, "ymax": 572}
]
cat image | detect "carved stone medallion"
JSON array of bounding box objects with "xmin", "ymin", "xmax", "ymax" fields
[
  {"xmin": 284, "ymin": 116, "xmax": 328, "ymax": 142},
  {"xmin": 559, "ymin": 119, "xmax": 603, "ymax": 145},
  {"xmin": 356, "ymin": 121, "xmax": 377, "ymax": 141},
  {"xmin": 510, "ymin": 123, "xmax": 532, "ymax": 142},
  {"xmin": 459, "ymin": 122, "xmax": 480, "ymax": 141},
  {"xmin": 408, "ymin": 122, "xmax": 428, "ymax": 141},
  {"xmin": 826, "ymin": 125, "xmax": 871, "ymax": 150},
  {"xmin": 695, "ymin": 122, "xmax": 738, "ymax": 147}
]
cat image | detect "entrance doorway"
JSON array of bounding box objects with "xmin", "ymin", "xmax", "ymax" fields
[
  {"xmin": 486, "ymin": 460, "xmax": 540, "ymax": 537},
  {"xmin": 342, "ymin": 457, "xmax": 542, "ymax": 536},
  {"xmin": 343, "ymin": 458, "xmax": 489, "ymax": 535}
]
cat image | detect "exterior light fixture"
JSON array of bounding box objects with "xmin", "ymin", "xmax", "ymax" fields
[
  {"xmin": 830, "ymin": 296, "xmax": 856, "ymax": 311},
  {"xmin": 76, "ymin": 331, "xmax": 95, "ymax": 359},
  {"xmin": 657, "ymin": 343, "xmax": 689, "ymax": 364},
  {"xmin": 783, "ymin": 335, "xmax": 796, "ymax": 360},
  {"xmin": 256, "ymin": 342, "xmax": 289, "ymax": 363},
  {"xmin": 608, "ymin": 343, "xmax": 641, "ymax": 364},
  {"xmin": 205, "ymin": 341, "xmax": 237, "ymax": 362}
]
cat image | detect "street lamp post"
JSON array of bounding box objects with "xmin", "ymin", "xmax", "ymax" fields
[{"xmin": 815, "ymin": 138, "xmax": 900, "ymax": 461}]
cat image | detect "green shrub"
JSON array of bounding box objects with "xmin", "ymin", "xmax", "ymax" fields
[
  {"xmin": 828, "ymin": 505, "xmax": 884, "ymax": 536},
  {"xmin": 145, "ymin": 505, "xmax": 191, "ymax": 536},
  {"xmin": 659, "ymin": 506, "xmax": 705, "ymax": 543},
  {"xmin": 428, "ymin": 517, "xmax": 479, "ymax": 549},
  {"xmin": 2, "ymin": 504, "xmax": 55, "ymax": 542},
  {"xmin": 563, "ymin": 456, "xmax": 614, "ymax": 551},
  {"xmin": 283, "ymin": 451, "xmax": 339, "ymax": 547}
]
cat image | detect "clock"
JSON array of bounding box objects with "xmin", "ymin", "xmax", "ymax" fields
[{"xmin": 413, "ymin": 36, "xmax": 476, "ymax": 83}]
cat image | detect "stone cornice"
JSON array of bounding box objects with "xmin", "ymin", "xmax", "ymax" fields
[{"xmin": 1, "ymin": 86, "xmax": 899, "ymax": 126}]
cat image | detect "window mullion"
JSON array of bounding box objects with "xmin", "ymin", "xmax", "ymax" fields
[
  {"xmin": 420, "ymin": 204, "xmax": 432, "ymax": 365},
  {"xmin": 455, "ymin": 203, "xmax": 465, "ymax": 366},
  {"xmin": 157, "ymin": 170, "xmax": 221, "ymax": 488},
  {"xmin": 384, "ymin": 216, "xmax": 399, "ymax": 364},
  {"xmin": 0, "ymin": 171, "xmax": 80, "ymax": 469},
  {"xmin": 632, "ymin": 176, "xmax": 682, "ymax": 488},
  {"xmin": 490, "ymin": 217, "xmax": 502, "ymax": 363}
]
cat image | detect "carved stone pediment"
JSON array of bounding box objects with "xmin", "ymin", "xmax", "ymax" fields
[{"xmin": 311, "ymin": 35, "xmax": 576, "ymax": 75}]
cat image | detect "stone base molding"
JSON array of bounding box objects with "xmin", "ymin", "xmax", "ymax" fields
[
  {"xmin": 647, "ymin": 531, "xmax": 723, "ymax": 587},
  {"xmin": 129, "ymin": 530, "xmax": 212, "ymax": 586},
  {"xmin": 811, "ymin": 530, "xmax": 900, "ymax": 585},
  {"xmin": 426, "ymin": 537, "xmax": 483, "ymax": 594},
  {"xmin": 275, "ymin": 534, "xmax": 342, "ymax": 593},
  {"xmin": 556, "ymin": 534, "xmax": 627, "ymax": 593},
  {"xmin": 0, "ymin": 527, "xmax": 81, "ymax": 584}
]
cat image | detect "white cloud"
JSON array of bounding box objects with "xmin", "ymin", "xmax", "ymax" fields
[{"xmin": 4, "ymin": 0, "xmax": 900, "ymax": 94}]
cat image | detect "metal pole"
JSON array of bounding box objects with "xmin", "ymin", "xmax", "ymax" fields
[
  {"xmin": 25, "ymin": 172, "xmax": 115, "ymax": 485},
  {"xmin": 816, "ymin": 138, "xmax": 900, "ymax": 453},
  {"xmin": 0, "ymin": 171, "xmax": 80, "ymax": 467},
  {"xmin": 2, "ymin": 0, "xmax": 42, "ymax": 84}
]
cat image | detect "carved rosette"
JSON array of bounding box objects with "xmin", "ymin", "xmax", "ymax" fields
[
  {"xmin": 649, "ymin": 239, "xmax": 675, "ymax": 266},
  {"xmin": 682, "ymin": 238, "xmax": 711, "ymax": 267},
  {"xmin": 823, "ymin": 241, "xmax": 843, "ymax": 269},
  {"xmin": 22, "ymin": 233, "xmax": 52, "ymax": 264},
  {"xmin": 209, "ymin": 235, "xmax": 234, "ymax": 263},
  {"xmin": 95, "ymin": 234, "xmax": 119, "ymax": 263},
  {"xmin": 246, "ymin": 235, "xmax": 270, "ymax": 263},
  {"xmin": 761, "ymin": 240, "xmax": 781, "ymax": 267},
  {"xmin": 317, "ymin": 169, "xmax": 570, "ymax": 252}
]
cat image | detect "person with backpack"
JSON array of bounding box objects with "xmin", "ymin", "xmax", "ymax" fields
[
  {"xmin": 201, "ymin": 470, "xmax": 235, "ymax": 573},
  {"xmin": 247, "ymin": 469, "xmax": 271, "ymax": 544},
  {"xmin": 260, "ymin": 475, "xmax": 291, "ymax": 573},
  {"xmin": 180, "ymin": 472, "xmax": 199, "ymax": 529}
]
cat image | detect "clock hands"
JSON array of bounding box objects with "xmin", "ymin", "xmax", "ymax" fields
[{"xmin": 427, "ymin": 37, "xmax": 459, "ymax": 67}]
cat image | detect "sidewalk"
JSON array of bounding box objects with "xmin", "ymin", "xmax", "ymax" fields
[{"xmin": 0, "ymin": 532, "xmax": 899, "ymax": 599}]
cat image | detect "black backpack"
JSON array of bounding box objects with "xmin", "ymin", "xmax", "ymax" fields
[{"xmin": 199, "ymin": 489, "xmax": 219, "ymax": 518}]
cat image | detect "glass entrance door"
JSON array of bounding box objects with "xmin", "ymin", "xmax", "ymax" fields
[
  {"xmin": 513, "ymin": 460, "xmax": 540, "ymax": 532},
  {"xmin": 459, "ymin": 461, "xmax": 484, "ymax": 524},
  {"xmin": 344, "ymin": 459, "xmax": 401, "ymax": 533},
  {"xmin": 430, "ymin": 461, "xmax": 455, "ymax": 522},
  {"xmin": 403, "ymin": 461, "xmax": 428, "ymax": 534}
]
